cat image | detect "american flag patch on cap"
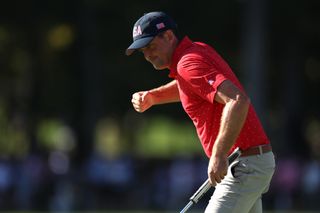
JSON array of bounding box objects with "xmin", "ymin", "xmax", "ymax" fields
[{"xmin": 156, "ymin": 23, "xmax": 165, "ymax": 29}]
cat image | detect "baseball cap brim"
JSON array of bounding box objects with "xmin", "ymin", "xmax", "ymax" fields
[{"xmin": 125, "ymin": 36, "xmax": 154, "ymax": 56}]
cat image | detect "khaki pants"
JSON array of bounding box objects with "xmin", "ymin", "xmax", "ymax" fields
[{"xmin": 205, "ymin": 152, "xmax": 276, "ymax": 213}]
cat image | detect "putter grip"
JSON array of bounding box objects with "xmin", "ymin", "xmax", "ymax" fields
[{"xmin": 189, "ymin": 148, "xmax": 241, "ymax": 203}]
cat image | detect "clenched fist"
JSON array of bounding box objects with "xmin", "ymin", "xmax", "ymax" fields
[{"xmin": 131, "ymin": 91, "xmax": 154, "ymax": 113}]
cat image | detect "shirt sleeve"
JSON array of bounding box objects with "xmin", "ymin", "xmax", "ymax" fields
[{"xmin": 177, "ymin": 53, "xmax": 227, "ymax": 103}]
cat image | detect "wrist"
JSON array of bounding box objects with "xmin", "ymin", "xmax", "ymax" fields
[
  {"xmin": 211, "ymin": 145, "xmax": 228, "ymax": 159},
  {"xmin": 146, "ymin": 90, "xmax": 156, "ymax": 106},
  {"xmin": 211, "ymin": 151, "xmax": 227, "ymax": 159}
]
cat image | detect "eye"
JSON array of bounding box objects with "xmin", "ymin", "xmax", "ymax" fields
[{"xmin": 148, "ymin": 43, "xmax": 156, "ymax": 51}]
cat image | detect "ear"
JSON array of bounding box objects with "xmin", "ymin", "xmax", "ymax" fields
[{"xmin": 164, "ymin": 30, "xmax": 176, "ymax": 43}]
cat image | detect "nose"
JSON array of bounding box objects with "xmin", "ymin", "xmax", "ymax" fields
[{"xmin": 142, "ymin": 49, "xmax": 150, "ymax": 59}]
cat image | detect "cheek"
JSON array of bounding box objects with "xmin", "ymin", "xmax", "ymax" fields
[
  {"xmin": 155, "ymin": 43, "xmax": 167, "ymax": 56},
  {"xmin": 144, "ymin": 43, "xmax": 169, "ymax": 62},
  {"xmin": 160, "ymin": 46, "xmax": 171, "ymax": 62}
]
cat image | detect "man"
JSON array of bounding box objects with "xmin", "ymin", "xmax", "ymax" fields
[{"xmin": 126, "ymin": 11, "xmax": 275, "ymax": 213}]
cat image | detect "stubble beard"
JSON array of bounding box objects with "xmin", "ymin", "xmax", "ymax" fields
[{"xmin": 150, "ymin": 58, "xmax": 168, "ymax": 70}]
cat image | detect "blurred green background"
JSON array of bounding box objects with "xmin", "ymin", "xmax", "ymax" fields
[{"xmin": 0, "ymin": 0, "xmax": 320, "ymax": 212}]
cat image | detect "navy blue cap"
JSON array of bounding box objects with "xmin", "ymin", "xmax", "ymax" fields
[{"xmin": 126, "ymin": 12, "xmax": 177, "ymax": 56}]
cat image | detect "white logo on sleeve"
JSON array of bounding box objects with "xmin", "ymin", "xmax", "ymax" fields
[{"xmin": 208, "ymin": 79, "xmax": 215, "ymax": 85}]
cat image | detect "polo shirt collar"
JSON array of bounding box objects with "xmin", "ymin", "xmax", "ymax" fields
[{"xmin": 169, "ymin": 36, "xmax": 193, "ymax": 78}]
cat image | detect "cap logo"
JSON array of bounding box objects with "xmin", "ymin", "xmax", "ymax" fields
[
  {"xmin": 156, "ymin": 23, "xmax": 165, "ymax": 29},
  {"xmin": 133, "ymin": 25, "xmax": 142, "ymax": 38}
]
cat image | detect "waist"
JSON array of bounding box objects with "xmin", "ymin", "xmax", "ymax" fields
[{"xmin": 240, "ymin": 144, "xmax": 272, "ymax": 157}]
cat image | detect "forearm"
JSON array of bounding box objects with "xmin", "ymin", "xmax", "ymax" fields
[
  {"xmin": 212, "ymin": 96, "xmax": 250, "ymax": 157},
  {"xmin": 148, "ymin": 80, "xmax": 180, "ymax": 105}
]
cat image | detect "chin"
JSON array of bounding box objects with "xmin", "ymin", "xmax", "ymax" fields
[
  {"xmin": 153, "ymin": 66, "xmax": 166, "ymax": 70},
  {"xmin": 152, "ymin": 63, "xmax": 168, "ymax": 70}
]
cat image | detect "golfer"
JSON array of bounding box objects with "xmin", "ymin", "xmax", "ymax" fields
[{"xmin": 126, "ymin": 11, "xmax": 275, "ymax": 213}]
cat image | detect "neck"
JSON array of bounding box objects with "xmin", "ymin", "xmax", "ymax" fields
[{"xmin": 165, "ymin": 38, "xmax": 179, "ymax": 69}]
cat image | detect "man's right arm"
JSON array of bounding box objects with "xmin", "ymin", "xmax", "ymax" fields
[{"xmin": 131, "ymin": 80, "xmax": 180, "ymax": 113}]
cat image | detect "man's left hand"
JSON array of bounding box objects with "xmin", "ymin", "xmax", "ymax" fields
[{"xmin": 208, "ymin": 155, "xmax": 228, "ymax": 186}]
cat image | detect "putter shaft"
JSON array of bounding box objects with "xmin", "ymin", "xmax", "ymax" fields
[
  {"xmin": 179, "ymin": 148, "xmax": 242, "ymax": 213},
  {"xmin": 179, "ymin": 201, "xmax": 193, "ymax": 213}
]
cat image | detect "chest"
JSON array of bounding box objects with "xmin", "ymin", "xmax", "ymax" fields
[{"xmin": 176, "ymin": 77, "xmax": 221, "ymax": 119}]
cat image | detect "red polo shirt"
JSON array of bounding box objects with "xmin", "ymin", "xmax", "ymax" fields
[{"xmin": 169, "ymin": 36, "xmax": 269, "ymax": 157}]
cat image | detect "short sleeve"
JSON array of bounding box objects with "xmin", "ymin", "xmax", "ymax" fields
[{"xmin": 177, "ymin": 53, "xmax": 227, "ymax": 103}]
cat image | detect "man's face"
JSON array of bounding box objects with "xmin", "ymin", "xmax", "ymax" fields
[{"xmin": 139, "ymin": 31, "xmax": 175, "ymax": 70}]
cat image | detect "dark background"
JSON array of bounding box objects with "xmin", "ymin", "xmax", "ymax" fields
[{"xmin": 0, "ymin": 0, "xmax": 319, "ymax": 211}]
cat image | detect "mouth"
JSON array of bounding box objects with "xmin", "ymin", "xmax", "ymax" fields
[
  {"xmin": 147, "ymin": 57, "xmax": 159, "ymax": 66},
  {"xmin": 147, "ymin": 56, "xmax": 157, "ymax": 63}
]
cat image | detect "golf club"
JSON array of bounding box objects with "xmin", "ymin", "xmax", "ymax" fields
[{"xmin": 179, "ymin": 147, "xmax": 242, "ymax": 213}]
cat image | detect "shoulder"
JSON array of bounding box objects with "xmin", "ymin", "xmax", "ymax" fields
[{"xmin": 177, "ymin": 47, "xmax": 213, "ymax": 72}]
